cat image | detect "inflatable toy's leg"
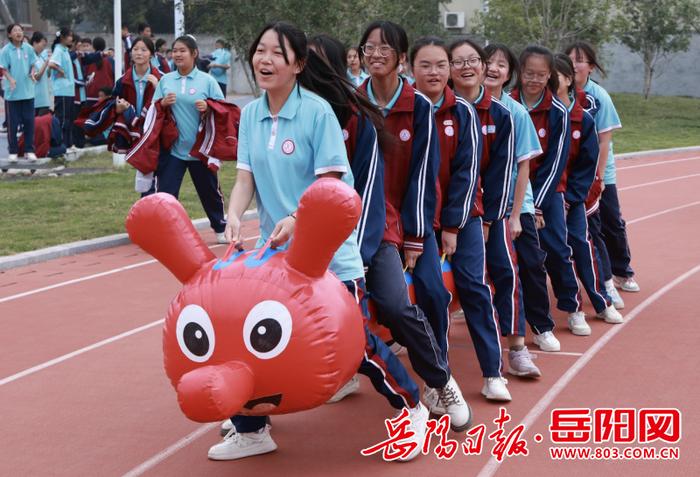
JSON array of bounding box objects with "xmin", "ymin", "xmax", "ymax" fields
[
  {"xmin": 451, "ymin": 217, "xmax": 503, "ymax": 378},
  {"xmin": 411, "ymin": 232, "xmax": 451, "ymax": 363},
  {"xmin": 366, "ymin": 243, "xmax": 450, "ymax": 389}
]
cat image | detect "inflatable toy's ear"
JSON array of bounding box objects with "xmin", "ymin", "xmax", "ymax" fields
[
  {"xmin": 286, "ymin": 178, "xmax": 361, "ymax": 278},
  {"xmin": 126, "ymin": 193, "xmax": 216, "ymax": 283}
]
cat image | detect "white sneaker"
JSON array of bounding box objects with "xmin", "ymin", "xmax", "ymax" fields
[
  {"xmin": 533, "ymin": 331, "xmax": 561, "ymax": 352},
  {"xmin": 605, "ymin": 279, "xmax": 625, "ymax": 309},
  {"xmin": 481, "ymin": 377, "xmax": 512, "ymax": 401},
  {"xmin": 614, "ymin": 275, "xmax": 640, "ymax": 292},
  {"xmin": 26, "ymin": 152, "xmax": 38, "ymax": 160},
  {"xmin": 396, "ymin": 403, "xmax": 429, "ymax": 462},
  {"xmin": 220, "ymin": 419, "xmax": 234, "ymax": 436},
  {"xmin": 508, "ymin": 347, "xmax": 541, "ymax": 378},
  {"xmin": 596, "ymin": 305, "xmax": 624, "ymax": 324},
  {"xmin": 208, "ymin": 425, "xmax": 277, "ymax": 460},
  {"xmin": 7, "ymin": 154, "xmax": 18, "ymax": 163},
  {"xmin": 215, "ymin": 232, "xmax": 229, "ymax": 244},
  {"xmin": 437, "ymin": 376, "xmax": 472, "ymax": 431},
  {"xmin": 422, "ymin": 385, "xmax": 442, "ymax": 414},
  {"xmin": 568, "ymin": 311, "xmax": 591, "ymax": 336},
  {"xmin": 326, "ymin": 374, "xmax": 360, "ymax": 403}
]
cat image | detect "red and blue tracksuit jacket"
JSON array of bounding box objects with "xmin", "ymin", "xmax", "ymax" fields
[
  {"xmin": 360, "ymin": 80, "xmax": 439, "ymax": 252},
  {"xmin": 471, "ymin": 88, "xmax": 515, "ymax": 223},
  {"xmin": 112, "ymin": 65, "xmax": 162, "ymax": 132},
  {"xmin": 189, "ymin": 99, "xmax": 241, "ymax": 172},
  {"xmin": 562, "ymin": 89, "xmax": 600, "ymax": 205},
  {"xmin": 84, "ymin": 53, "xmax": 115, "ymax": 102},
  {"xmin": 343, "ymin": 111, "xmax": 385, "ymax": 266},
  {"xmin": 510, "ymin": 87, "xmax": 570, "ymax": 211},
  {"xmin": 433, "ymin": 86, "xmax": 482, "ymax": 232}
]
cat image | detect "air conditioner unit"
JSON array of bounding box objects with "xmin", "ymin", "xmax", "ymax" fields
[{"xmin": 444, "ymin": 12, "xmax": 465, "ymax": 29}]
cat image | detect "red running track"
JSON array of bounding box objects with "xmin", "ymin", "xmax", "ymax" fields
[{"xmin": 1, "ymin": 150, "xmax": 699, "ymax": 476}]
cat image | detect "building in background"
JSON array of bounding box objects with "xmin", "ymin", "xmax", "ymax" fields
[
  {"xmin": 0, "ymin": 0, "xmax": 50, "ymax": 34},
  {"xmin": 440, "ymin": 0, "xmax": 483, "ymax": 37}
]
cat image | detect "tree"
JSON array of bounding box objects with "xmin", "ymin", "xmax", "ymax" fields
[
  {"xmin": 188, "ymin": 0, "xmax": 443, "ymax": 95},
  {"xmin": 612, "ymin": 0, "xmax": 700, "ymax": 99},
  {"xmin": 473, "ymin": 0, "xmax": 614, "ymax": 52},
  {"xmin": 36, "ymin": 0, "xmax": 169, "ymax": 31}
]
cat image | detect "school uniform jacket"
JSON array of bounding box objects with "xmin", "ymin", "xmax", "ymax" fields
[
  {"xmin": 124, "ymin": 99, "xmax": 178, "ymax": 174},
  {"xmin": 343, "ymin": 111, "xmax": 385, "ymax": 266},
  {"xmin": 359, "ymin": 80, "xmax": 439, "ymax": 252},
  {"xmin": 433, "ymin": 86, "xmax": 482, "ymax": 232},
  {"xmin": 18, "ymin": 114, "xmax": 66, "ymax": 158},
  {"xmin": 471, "ymin": 88, "xmax": 515, "ymax": 223},
  {"xmin": 84, "ymin": 54, "xmax": 115, "ymax": 102},
  {"xmin": 562, "ymin": 89, "xmax": 600, "ymax": 205},
  {"xmin": 189, "ymin": 99, "xmax": 241, "ymax": 171},
  {"xmin": 510, "ymin": 88, "xmax": 570, "ymax": 211},
  {"xmin": 112, "ymin": 66, "xmax": 162, "ymax": 131}
]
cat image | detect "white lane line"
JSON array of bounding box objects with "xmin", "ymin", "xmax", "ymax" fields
[
  {"xmin": 628, "ymin": 201, "xmax": 700, "ymax": 225},
  {"xmin": 0, "ymin": 235, "xmax": 260, "ymax": 304},
  {"xmin": 122, "ymin": 423, "xmax": 218, "ymax": 477},
  {"xmin": 500, "ymin": 350, "xmax": 584, "ymax": 357},
  {"xmin": 477, "ymin": 262, "xmax": 700, "ymax": 477},
  {"xmin": 618, "ymin": 173, "xmax": 700, "ymax": 191},
  {"xmin": 617, "ymin": 156, "xmax": 700, "ymax": 170},
  {"xmin": 0, "ymin": 319, "xmax": 163, "ymax": 386}
]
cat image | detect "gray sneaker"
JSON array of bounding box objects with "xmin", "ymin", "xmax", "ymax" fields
[
  {"xmin": 208, "ymin": 425, "xmax": 277, "ymax": 460},
  {"xmin": 507, "ymin": 347, "xmax": 542, "ymax": 378}
]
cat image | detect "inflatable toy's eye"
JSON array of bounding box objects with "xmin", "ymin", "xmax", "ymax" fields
[
  {"xmin": 176, "ymin": 304, "xmax": 215, "ymax": 362},
  {"xmin": 243, "ymin": 300, "xmax": 292, "ymax": 359}
]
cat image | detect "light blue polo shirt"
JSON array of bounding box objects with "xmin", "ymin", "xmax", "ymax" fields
[
  {"xmin": 0, "ymin": 42, "xmax": 38, "ymax": 101},
  {"xmin": 366, "ymin": 77, "xmax": 403, "ymax": 117},
  {"xmin": 236, "ymin": 84, "xmax": 364, "ymax": 282},
  {"xmin": 209, "ymin": 48, "xmax": 231, "ymax": 85},
  {"xmin": 153, "ymin": 67, "xmax": 224, "ymax": 161},
  {"xmin": 584, "ymin": 79, "xmax": 621, "ymax": 185},
  {"xmin": 347, "ymin": 69, "xmax": 369, "ymax": 88},
  {"xmin": 500, "ymin": 92, "xmax": 540, "ymax": 216},
  {"xmin": 432, "ymin": 94, "xmax": 444, "ymax": 113},
  {"xmin": 50, "ymin": 44, "xmax": 75, "ymax": 97},
  {"xmin": 33, "ymin": 49, "xmax": 51, "ymax": 109},
  {"xmin": 132, "ymin": 66, "xmax": 148, "ymax": 114}
]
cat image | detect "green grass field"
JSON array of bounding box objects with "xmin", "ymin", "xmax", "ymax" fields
[{"xmin": 1, "ymin": 93, "xmax": 698, "ymax": 256}]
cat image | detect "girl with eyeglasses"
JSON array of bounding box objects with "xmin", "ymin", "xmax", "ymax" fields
[
  {"xmin": 565, "ymin": 41, "xmax": 638, "ymax": 302},
  {"xmin": 509, "ymin": 46, "xmax": 589, "ymax": 336},
  {"xmin": 552, "ymin": 53, "xmax": 624, "ymax": 328},
  {"xmin": 448, "ymin": 38, "xmax": 519, "ymax": 399},
  {"xmin": 482, "ymin": 43, "xmax": 560, "ymax": 353},
  {"xmin": 358, "ymin": 20, "xmax": 472, "ymax": 433}
]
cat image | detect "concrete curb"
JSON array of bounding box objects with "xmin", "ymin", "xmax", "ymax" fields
[
  {"xmin": 0, "ymin": 209, "xmax": 258, "ymax": 272},
  {"xmin": 617, "ymin": 145, "xmax": 700, "ymax": 160}
]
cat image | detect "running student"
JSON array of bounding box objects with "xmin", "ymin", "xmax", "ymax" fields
[
  {"xmin": 211, "ymin": 22, "xmax": 428, "ymax": 462},
  {"xmin": 208, "ymin": 39, "xmax": 231, "ymax": 96},
  {"xmin": 346, "ymin": 46, "xmax": 368, "ymax": 87},
  {"xmin": 483, "ymin": 43, "xmax": 560, "ymax": 352},
  {"xmin": 511, "ymin": 46, "xmax": 591, "ymax": 336},
  {"xmin": 449, "ymin": 38, "xmax": 518, "ymax": 398},
  {"xmin": 31, "ymin": 32, "xmax": 51, "ymax": 117},
  {"xmin": 0, "ymin": 23, "xmax": 38, "ymax": 161},
  {"xmin": 358, "ymin": 20, "xmax": 471, "ymax": 426},
  {"xmin": 553, "ymin": 54, "xmax": 623, "ymax": 326},
  {"xmin": 566, "ymin": 41, "xmax": 639, "ymax": 300},
  {"xmin": 49, "ymin": 28, "xmax": 76, "ymax": 148},
  {"xmin": 152, "ymin": 35, "xmax": 227, "ymax": 243}
]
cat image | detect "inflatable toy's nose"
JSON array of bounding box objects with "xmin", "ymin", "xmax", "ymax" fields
[{"xmin": 176, "ymin": 362, "xmax": 254, "ymax": 422}]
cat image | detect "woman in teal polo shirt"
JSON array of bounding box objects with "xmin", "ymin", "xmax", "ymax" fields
[
  {"xmin": 30, "ymin": 32, "xmax": 51, "ymax": 116},
  {"xmin": 152, "ymin": 35, "xmax": 227, "ymax": 242},
  {"xmin": 49, "ymin": 28, "xmax": 76, "ymax": 148},
  {"xmin": 0, "ymin": 23, "xmax": 37, "ymax": 161}
]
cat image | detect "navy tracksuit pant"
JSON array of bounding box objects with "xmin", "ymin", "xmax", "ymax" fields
[
  {"xmin": 6, "ymin": 99, "xmax": 34, "ymax": 154},
  {"xmin": 410, "ymin": 232, "xmax": 452, "ymax": 366},
  {"xmin": 232, "ymin": 278, "xmax": 421, "ymax": 433},
  {"xmin": 367, "ymin": 241, "xmax": 451, "ymax": 389},
  {"xmin": 538, "ymin": 192, "xmax": 582, "ymax": 313},
  {"xmin": 451, "ymin": 216, "xmax": 502, "ymax": 378},
  {"xmin": 566, "ymin": 202, "xmax": 610, "ymax": 313},
  {"xmin": 486, "ymin": 219, "xmax": 526, "ymax": 337},
  {"xmin": 515, "ymin": 213, "xmax": 556, "ymax": 334},
  {"xmin": 599, "ymin": 184, "xmax": 635, "ymax": 278},
  {"xmin": 587, "ymin": 209, "xmax": 613, "ymax": 282},
  {"xmin": 54, "ymin": 96, "xmax": 73, "ymax": 148},
  {"xmin": 155, "ymin": 152, "xmax": 227, "ymax": 233}
]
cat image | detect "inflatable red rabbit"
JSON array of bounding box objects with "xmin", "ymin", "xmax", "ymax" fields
[{"xmin": 125, "ymin": 178, "xmax": 365, "ymax": 423}]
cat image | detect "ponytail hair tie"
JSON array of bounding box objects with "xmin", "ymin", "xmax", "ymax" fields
[{"xmin": 56, "ymin": 31, "xmax": 61, "ymax": 37}]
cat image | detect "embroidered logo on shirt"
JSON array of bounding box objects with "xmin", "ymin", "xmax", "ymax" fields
[
  {"xmin": 399, "ymin": 129, "xmax": 411, "ymax": 142},
  {"xmin": 342, "ymin": 129, "xmax": 349, "ymax": 141},
  {"xmin": 572, "ymin": 130, "xmax": 581, "ymax": 139},
  {"xmin": 445, "ymin": 126, "xmax": 455, "ymax": 137},
  {"xmin": 189, "ymin": 88, "xmax": 197, "ymax": 95},
  {"xmin": 538, "ymin": 128, "xmax": 547, "ymax": 138},
  {"xmin": 482, "ymin": 125, "xmax": 496, "ymax": 135},
  {"xmin": 281, "ymin": 139, "xmax": 295, "ymax": 155}
]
